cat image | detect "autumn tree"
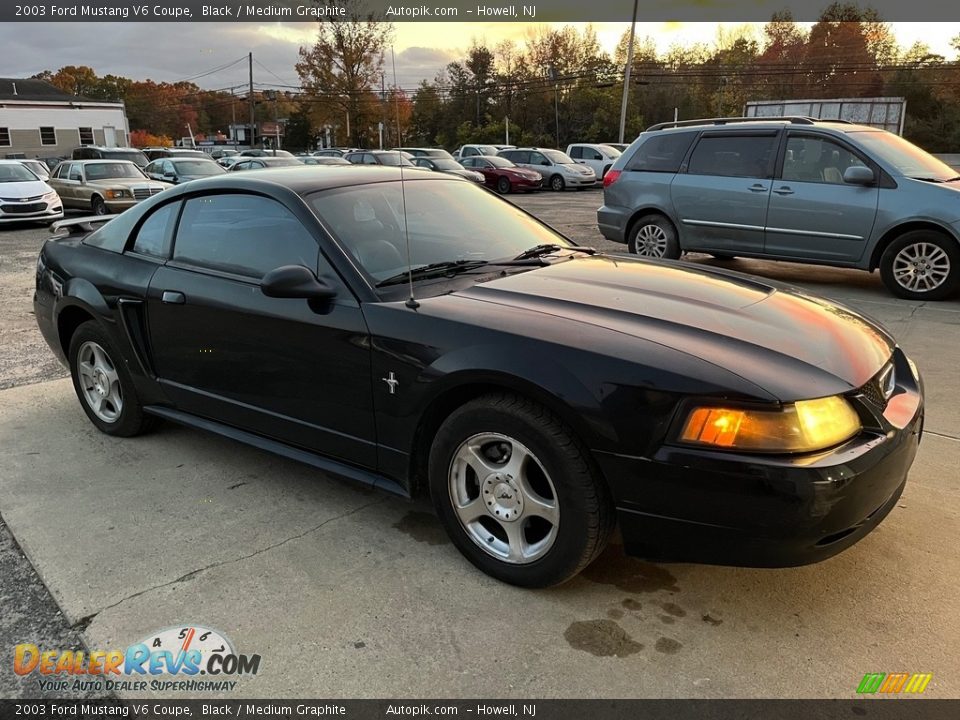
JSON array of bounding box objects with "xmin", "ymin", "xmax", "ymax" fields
[{"xmin": 296, "ymin": 0, "xmax": 393, "ymax": 147}]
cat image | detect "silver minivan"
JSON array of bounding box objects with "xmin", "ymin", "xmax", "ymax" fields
[{"xmin": 598, "ymin": 117, "xmax": 960, "ymax": 300}]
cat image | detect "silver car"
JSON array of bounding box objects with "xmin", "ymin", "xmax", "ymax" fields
[{"xmin": 599, "ymin": 117, "xmax": 960, "ymax": 300}]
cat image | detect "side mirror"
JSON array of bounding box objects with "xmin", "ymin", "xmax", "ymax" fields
[
  {"xmin": 163, "ymin": 172, "xmax": 177, "ymax": 180},
  {"xmin": 843, "ymin": 166, "xmax": 875, "ymax": 185},
  {"xmin": 261, "ymin": 265, "xmax": 337, "ymax": 301}
]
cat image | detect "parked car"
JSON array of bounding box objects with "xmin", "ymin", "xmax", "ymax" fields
[
  {"xmin": 453, "ymin": 144, "xmax": 501, "ymax": 160},
  {"xmin": 599, "ymin": 116, "xmax": 960, "ymax": 300},
  {"xmin": 48, "ymin": 160, "xmax": 170, "ymax": 214},
  {"xmin": 72, "ymin": 146, "xmax": 149, "ymax": 169},
  {"xmin": 240, "ymin": 149, "xmax": 295, "ymax": 158},
  {"xmin": 0, "ymin": 159, "xmax": 63, "ymax": 225},
  {"xmin": 33, "ymin": 165, "xmax": 923, "ymax": 586},
  {"xmin": 566, "ymin": 143, "xmax": 622, "ymax": 180},
  {"xmin": 144, "ymin": 157, "xmax": 227, "ymax": 184},
  {"xmin": 459, "ymin": 155, "xmax": 543, "ymax": 194},
  {"xmin": 217, "ymin": 155, "xmax": 245, "ymax": 169},
  {"xmin": 411, "ymin": 156, "xmax": 484, "ymax": 183},
  {"xmin": 394, "ymin": 147, "xmax": 455, "ymax": 160},
  {"xmin": 497, "ymin": 148, "xmax": 596, "ymax": 191},
  {"xmin": 342, "ymin": 150, "xmax": 416, "ymax": 167},
  {"xmin": 19, "ymin": 159, "xmax": 51, "ymax": 181},
  {"xmin": 229, "ymin": 157, "xmax": 302, "ymax": 171},
  {"xmin": 142, "ymin": 148, "xmax": 209, "ymax": 161},
  {"xmin": 298, "ymin": 156, "xmax": 351, "ymax": 166},
  {"xmin": 210, "ymin": 148, "xmax": 240, "ymax": 160}
]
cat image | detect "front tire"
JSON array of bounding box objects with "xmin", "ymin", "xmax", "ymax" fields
[
  {"xmin": 68, "ymin": 321, "xmax": 153, "ymax": 437},
  {"xmin": 880, "ymin": 231, "xmax": 960, "ymax": 300},
  {"xmin": 91, "ymin": 196, "xmax": 108, "ymax": 216},
  {"xmin": 496, "ymin": 176, "xmax": 511, "ymax": 195},
  {"xmin": 429, "ymin": 394, "xmax": 614, "ymax": 587},
  {"xmin": 628, "ymin": 214, "xmax": 681, "ymax": 260},
  {"xmin": 549, "ymin": 175, "xmax": 565, "ymax": 192}
]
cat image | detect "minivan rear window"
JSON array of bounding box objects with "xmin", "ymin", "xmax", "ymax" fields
[{"xmin": 625, "ymin": 131, "xmax": 696, "ymax": 173}]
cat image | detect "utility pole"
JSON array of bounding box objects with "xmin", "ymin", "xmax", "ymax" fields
[
  {"xmin": 248, "ymin": 52, "xmax": 255, "ymax": 150},
  {"xmin": 548, "ymin": 64, "xmax": 559, "ymax": 148},
  {"xmin": 618, "ymin": 0, "xmax": 638, "ymax": 144}
]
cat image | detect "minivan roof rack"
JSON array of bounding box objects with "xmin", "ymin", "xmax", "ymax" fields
[{"xmin": 645, "ymin": 116, "xmax": 847, "ymax": 132}]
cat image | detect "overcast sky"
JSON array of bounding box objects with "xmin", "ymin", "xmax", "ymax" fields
[{"xmin": 3, "ymin": 22, "xmax": 959, "ymax": 93}]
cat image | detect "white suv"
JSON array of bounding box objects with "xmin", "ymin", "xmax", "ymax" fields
[
  {"xmin": 497, "ymin": 148, "xmax": 596, "ymax": 191},
  {"xmin": 566, "ymin": 143, "xmax": 622, "ymax": 180}
]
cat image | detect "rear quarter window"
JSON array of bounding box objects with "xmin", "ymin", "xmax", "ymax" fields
[{"xmin": 625, "ymin": 131, "xmax": 697, "ymax": 173}]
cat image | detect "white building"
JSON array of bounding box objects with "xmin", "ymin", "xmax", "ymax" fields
[{"xmin": 0, "ymin": 77, "xmax": 130, "ymax": 159}]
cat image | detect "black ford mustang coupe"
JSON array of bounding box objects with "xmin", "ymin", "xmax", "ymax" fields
[{"xmin": 34, "ymin": 167, "xmax": 924, "ymax": 587}]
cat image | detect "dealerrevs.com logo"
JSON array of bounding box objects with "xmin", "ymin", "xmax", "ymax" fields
[
  {"xmin": 857, "ymin": 673, "xmax": 933, "ymax": 695},
  {"xmin": 14, "ymin": 625, "xmax": 260, "ymax": 693}
]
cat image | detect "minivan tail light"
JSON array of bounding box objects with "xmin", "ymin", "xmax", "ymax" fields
[{"xmin": 603, "ymin": 170, "xmax": 622, "ymax": 188}]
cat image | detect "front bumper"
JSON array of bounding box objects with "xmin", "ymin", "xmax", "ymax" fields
[
  {"xmin": 0, "ymin": 198, "xmax": 63, "ymax": 223},
  {"xmin": 596, "ymin": 352, "xmax": 924, "ymax": 567},
  {"xmin": 564, "ymin": 175, "xmax": 597, "ymax": 187}
]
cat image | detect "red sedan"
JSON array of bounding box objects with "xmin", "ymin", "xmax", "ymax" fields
[{"xmin": 460, "ymin": 155, "xmax": 542, "ymax": 194}]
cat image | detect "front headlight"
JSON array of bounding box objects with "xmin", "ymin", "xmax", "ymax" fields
[
  {"xmin": 42, "ymin": 191, "xmax": 59, "ymax": 201},
  {"xmin": 104, "ymin": 189, "xmax": 130, "ymax": 199},
  {"xmin": 678, "ymin": 395, "xmax": 861, "ymax": 453}
]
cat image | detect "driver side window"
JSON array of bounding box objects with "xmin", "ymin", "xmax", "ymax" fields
[{"xmin": 172, "ymin": 194, "xmax": 320, "ymax": 280}]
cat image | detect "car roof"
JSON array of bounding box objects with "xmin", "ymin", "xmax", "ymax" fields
[
  {"xmin": 76, "ymin": 145, "xmax": 144, "ymax": 151},
  {"xmin": 61, "ymin": 159, "xmax": 138, "ymax": 165},
  {"xmin": 160, "ymin": 166, "xmax": 459, "ymax": 196},
  {"xmin": 644, "ymin": 117, "xmax": 878, "ymax": 135}
]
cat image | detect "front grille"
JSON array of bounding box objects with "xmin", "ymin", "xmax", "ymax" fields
[
  {"xmin": 859, "ymin": 363, "xmax": 894, "ymax": 409},
  {"xmin": 0, "ymin": 195, "xmax": 43, "ymax": 202},
  {"xmin": 1, "ymin": 202, "xmax": 46, "ymax": 214},
  {"xmin": 133, "ymin": 187, "xmax": 163, "ymax": 200}
]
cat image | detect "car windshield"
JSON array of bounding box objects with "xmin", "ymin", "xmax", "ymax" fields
[
  {"xmin": 476, "ymin": 145, "xmax": 499, "ymax": 155},
  {"xmin": 485, "ymin": 156, "xmax": 516, "ymax": 168},
  {"xmin": 0, "ymin": 164, "xmax": 38, "ymax": 182},
  {"xmin": 171, "ymin": 150, "xmax": 208, "ymax": 158},
  {"xmin": 377, "ymin": 152, "xmax": 415, "ymax": 167},
  {"xmin": 850, "ymin": 131, "xmax": 958, "ymax": 181},
  {"xmin": 173, "ymin": 160, "xmax": 224, "ymax": 175},
  {"xmin": 543, "ymin": 150, "xmax": 575, "ymax": 164},
  {"xmin": 308, "ymin": 180, "xmax": 570, "ymax": 282},
  {"xmin": 100, "ymin": 150, "xmax": 149, "ymax": 167},
  {"xmin": 597, "ymin": 144, "xmax": 622, "ymax": 157},
  {"xmin": 430, "ymin": 159, "xmax": 462, "ymax": 170},
  {"xmin": 84, "ymin": 162, "xmax": 145, "ymax": 180}
]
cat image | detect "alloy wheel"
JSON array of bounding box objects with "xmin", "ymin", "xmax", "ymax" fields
[
  {"xmin": 633, "ymin": 224, "xmax": 669, "ymax": 257},
  {"xmin": 892, "ymin": 242, "xmax": 951, "ymax": 293},
  {"xmin": 448, "ymin": 433, "xmax": 559, "ymax": 564},
  {"xmin": 76, "ymin": 341, "xmax": 123, "ymax": 423}
]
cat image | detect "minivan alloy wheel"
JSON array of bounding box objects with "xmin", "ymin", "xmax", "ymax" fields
[
  {"xmin": 448, "ymin": 432, "xmax": 559, "ymax": 564},
  {"xmin": 633, "ymin": 223, "xmax": 669, "ymax": 257},
  {"xmin": 892, "ymin": 242, "xmax": 951, "ymax": 293}
]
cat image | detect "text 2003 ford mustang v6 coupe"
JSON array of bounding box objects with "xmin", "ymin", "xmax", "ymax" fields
[{"xmin": 33, "ymin": 167, "xmax": 923, "ymax": 587}]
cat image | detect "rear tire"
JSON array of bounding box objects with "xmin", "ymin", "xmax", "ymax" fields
[
  {"xmin": 880, "ymin": 230, "xmax": 960, "ymax": 300},
  {"xmin": 429, "ymin": 394, "xmax": 614, "ymax": 587},
  {"xmin": 68, "ymin": 321, "xmax": 154, "ymax": 437},
  {"xmin": 496, "ymin": 176, "xmax": 511, "ymax": 195},
  {"xmin": 628, "ymin": 214, "xmax": 681, "ymax": 260}
]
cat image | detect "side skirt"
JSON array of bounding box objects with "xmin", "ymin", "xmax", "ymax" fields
[{"xmin": 143, "ymin": 406, "xmax": 410, "ymax": 499}]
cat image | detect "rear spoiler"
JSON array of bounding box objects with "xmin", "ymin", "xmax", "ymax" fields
[{"xmin": 49, "ymin": 216, "xmax": 113, "ymax": 236}]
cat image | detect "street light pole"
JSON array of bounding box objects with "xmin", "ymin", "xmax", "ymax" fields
[{"xmin": 618, "ymin": 0, "xmax": 639, "ymax": 144}]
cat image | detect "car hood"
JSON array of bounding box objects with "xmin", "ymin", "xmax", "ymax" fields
[
  {"xmin": 454, "ymin": 254, "xmax": 894, "ymax": 401},
  {"xmin": 0, "ymin": 179, "xmax": 51, "ymax": 198}
]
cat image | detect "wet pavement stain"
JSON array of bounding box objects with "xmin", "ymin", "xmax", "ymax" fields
[
  {"xmin": 581, "ymin": 546, "xmax": 680, "ymax": 594},
  {"xmin": 702, "ymin": 613, "xmax": 723, "ymax": 626},
  {"xmin": 658, "ymin": 615, "xmax": 676, "ymax": 625},
  {"xmin": 392, "ymin": 511, "xmax": 449, "ymax": 546},
  {"xmin": 564, "ymin": 620, "xmax": 643, "ymax": 658},
  {"xmin": 655, "ymin": 637, "xmax": 683, "ymax": 654},
  {"xmin": 621, "ymin": 598, "xmax": 643, "ymax": 612},
  {"xmin": 607, "ymin": 608, "xmax": 625, "ymax": 620},
  {"xmin": 660, "ymin": 602, "xmax": 686, "ymax": 617}
]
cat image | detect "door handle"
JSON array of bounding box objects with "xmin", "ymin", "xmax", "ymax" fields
[
  {"xmin": 748, "ymin": 184, "xmax": 768, "ymax": 192},
  {"xmin": 161, "ymin": 290, "xmax": 185, "ymax": 304},
  {"xmin": 773, "ymin": 186, "xmax": 795, "ymax": 195}
]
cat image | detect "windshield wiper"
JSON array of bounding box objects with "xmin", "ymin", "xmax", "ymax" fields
[
  {"xmin": 376, "ymin": 260, "xmax": 488, "ymax": 287},
  {"xmin": 512, "ymin": 243, "xmax": 596, "ymax": 261},
  {"xmin": 910, "ymin": 176, "xmax": 952, "ymax": 183}
]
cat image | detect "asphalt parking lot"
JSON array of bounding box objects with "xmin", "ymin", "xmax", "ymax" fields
[{"xmin": 1, "ymin": 188, "xmax": 959, "ymax": 699}]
